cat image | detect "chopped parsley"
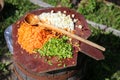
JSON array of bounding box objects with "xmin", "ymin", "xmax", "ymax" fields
[{"xmin": 36, "ymin": 36, "xmax": 73, "ymax": 59}]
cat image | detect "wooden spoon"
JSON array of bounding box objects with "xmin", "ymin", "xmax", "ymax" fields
[{"xmin": 24, "ymin": 13, "xmax": 106, "ymax": 51}]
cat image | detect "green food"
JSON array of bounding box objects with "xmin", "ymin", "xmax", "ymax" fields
[{"xmin": 36, "ymin": 36, "xmax": 73, "ymax": 59}]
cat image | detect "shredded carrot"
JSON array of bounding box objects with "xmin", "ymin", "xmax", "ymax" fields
[{"xmin": 17, "ymin": 22, "xmax": 56, "ymax": 54}]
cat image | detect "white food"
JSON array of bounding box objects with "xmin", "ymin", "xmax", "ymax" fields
[{"xmin": 38, "ymin": 11, "xmax": 75, "ymax": 31}]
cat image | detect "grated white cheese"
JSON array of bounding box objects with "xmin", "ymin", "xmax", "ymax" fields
[{"xmin": 38, "ymin": 11, "xmax": 75, "ymax": 31}]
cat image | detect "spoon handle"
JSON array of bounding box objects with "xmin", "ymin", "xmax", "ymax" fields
[{"xmin": 38, "ymin": 22, "xmax": 105, "ymax": 51}]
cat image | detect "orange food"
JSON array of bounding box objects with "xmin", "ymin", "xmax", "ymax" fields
[{"xmin": 17, "ymin": 22, "xmax": 56, "ymax": 54}]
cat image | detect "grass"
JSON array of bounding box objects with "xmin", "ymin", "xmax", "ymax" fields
[
  {"xmin": 43, "ymin": 0, "xmax": 71, "ymax": 7},
  {"xmin": 77, "ymin": 0, "xmax": 120, "ymax": 30},
  {"xmin": 84, "ymin": 27, "xmax": 120, "ymax": 80},
  {"xmin": 0, "ymin": 0, "xmax": 40, "ymax": 79},
  {"xmin": 0, "ymin": 0, "xmax": 120, "ymax": 80}
]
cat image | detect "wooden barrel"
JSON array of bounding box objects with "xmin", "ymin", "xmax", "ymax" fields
[{"xmin": 12, "ymin": 53, "xmax": 87, "ymax": 80}]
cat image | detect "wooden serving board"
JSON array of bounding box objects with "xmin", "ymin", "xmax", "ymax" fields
[{"xmin": 12, "ymin": 7, "xmax": 91, "ymax": 73}]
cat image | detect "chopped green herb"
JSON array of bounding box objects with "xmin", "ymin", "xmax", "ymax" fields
[
  {"xmin": 47, "ymin": 60, "xmax": 53, "ymax": 65},
  {"xmin": 63, "ymin": 64, "xmax": 66, "ymax": 67},
  {"xmin": 36, "ymin": 36, "xmax": 73, "ymax": 59},
  {"xmin": 58, "ymin": 63, "xmax": 62, "ymax": 66}
]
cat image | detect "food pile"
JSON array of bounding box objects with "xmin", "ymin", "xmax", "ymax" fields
[
  {"xmin": 38, "ymin": 10, "xmax": 75, "ymax": 31},
  {"xmin": 17, "ymin": 11, "xmax": 82, "ymax": 59},
  {"xmin": 18, "ymin": 22, "xmax": 56, "ymax": 53}
]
